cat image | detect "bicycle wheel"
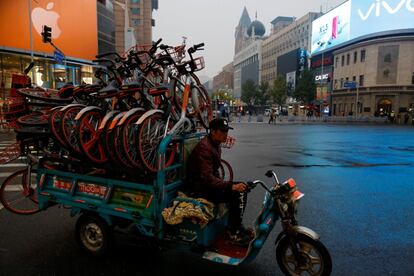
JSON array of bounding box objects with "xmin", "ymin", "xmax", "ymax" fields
[
  {"xmin": 138, "ymin": 113, "xmax": 176, "ymax": 173},
  {"xmin": 17, "ymin": 112, "xmax": 49, "ymax": 126},
  {"xmin": 49, "ymin": 107, "xmax": 68, "ymax": 149},
  {"xmin": 141, "ymin": 68, "xmax": 168, "ymax": 109},
  {"xmin": 121, "ymin": 112, "xmax": 146, "ymax": 168},
  {"xmin": 218, "ymin": 159, "xmax": 233, "ymax": 182},
  {"xmin": 103, "ymin": 113, "xmax": 126, "ymax": 167},
  {"xmin": 0, "ymin": 168, "xmax": 39, "ymax": 215},
  {"xmin": 61, "ymin": 106, "xmax": 83, "ymax": 155},
  {"xmin": 193, "ymin": 85, "xmax": 212, "ymax": 129},
  {"xmin": 77, "ymin": 110, "xmax": 108, "ymax": 164},
  {"xmin": 17, "ymin": 88, "xmax": 73, "ymax": 104},
  {"xmin": 113, "ymin": 122, "xmax": 134, "ymax": 168},
  {"xmin": 171, "ymin": 73, "xmax": 200, "ymax": 117}
]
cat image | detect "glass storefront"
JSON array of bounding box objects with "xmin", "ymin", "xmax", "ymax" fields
[{"xmin": 0, "ymin": 52, "xmax": 97, "ymax": 96}]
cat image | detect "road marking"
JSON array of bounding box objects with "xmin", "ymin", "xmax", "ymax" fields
[
  {"xmin": 4, "ymin": 186, "xmax": 24, "ymax": 192},
  {"xmin": 0, "ymin": 163, "xmax": 27, "ymax": 168},
  {"xmin": 0, "ymin": 172, "xmax": 16, "ymax": 178}
]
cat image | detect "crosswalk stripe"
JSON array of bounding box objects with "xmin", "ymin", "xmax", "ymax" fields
[
  {"xmin": 0, "ymin": 172, "xmax": 16, "ymax": 178},
  {"xmin": 0, "ymin": 163, "xmax": 27, "ymax": 168},
  {"xmin": 3, "ymin": 186, "xmax": 24, "ymax": 192}
]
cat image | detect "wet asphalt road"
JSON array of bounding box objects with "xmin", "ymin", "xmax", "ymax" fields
[{"xmin": 1, "ymin": 123, "xmax": 414, "ymax": 275}]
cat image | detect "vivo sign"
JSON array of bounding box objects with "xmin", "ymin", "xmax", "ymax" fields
[
  {"xmin": 311, "ymin": 0, "xmax": 414, "ymax": 55},
  {"xmin": 358, "ymin": 0, "xmax": 414, "ymax": 21}
]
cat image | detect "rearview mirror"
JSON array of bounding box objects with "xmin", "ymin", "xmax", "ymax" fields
[{"xmin": 265, "ymin": 170, "xmax": 273, "ymax": 178}]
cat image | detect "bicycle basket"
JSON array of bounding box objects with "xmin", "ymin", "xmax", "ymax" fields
[
  {"xmin": 167, "ymin": 46, "xmax": 186, "ymax": 63},
  {"xmin": 130, "ymin": 44, "xmax": 153, "ymax": 67},
  {"xmin": 191, "ymin": 57, "xmax": 205, "ymax": 72},
  {"xmin": 221, "ymin": 136, "xmax": 236, "ymax": 149}
]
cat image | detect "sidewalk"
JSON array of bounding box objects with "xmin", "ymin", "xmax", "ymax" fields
[{"xmin": 230, "ymin": 115, "xmax": 406, "ymax": 125}]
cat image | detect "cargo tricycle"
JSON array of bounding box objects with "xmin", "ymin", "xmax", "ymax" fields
[{"xmin": 36, "ymin": 132, "xmax": 332, "ymax": 275}]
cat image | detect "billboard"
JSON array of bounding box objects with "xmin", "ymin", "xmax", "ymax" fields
[
  {"xmin": 311, "ymin": 0, "xmax": 414, "ymax": 55},
  {"xmin": 0, "ymin": 0, "xmax": 98, "ymax": 61},
  {"xmin": 311, "ymin": 1, "xmax": 352, "ymax": 55}
]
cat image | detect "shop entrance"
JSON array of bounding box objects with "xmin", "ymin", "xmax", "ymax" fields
[{"xmin": 377, "ymin": 99, "xmax": 392, "ymax": 117}]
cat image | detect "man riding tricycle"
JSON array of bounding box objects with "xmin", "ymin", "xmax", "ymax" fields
[{"xmin": 33, "ymin": 118, "xmax": 331, "ymax": 276}]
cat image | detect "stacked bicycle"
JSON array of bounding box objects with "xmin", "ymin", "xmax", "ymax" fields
[{"xmin": 0, "ymin": 38, "xmax": 215, "ymax": 214}]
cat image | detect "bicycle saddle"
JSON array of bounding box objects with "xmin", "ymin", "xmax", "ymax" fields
[{"xmin": 98, "ymin": 80, "xmax": 119, "ymax": 95}]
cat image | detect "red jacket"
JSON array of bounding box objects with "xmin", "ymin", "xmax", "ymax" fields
[{"xmin": 186, "ymin": 135, "xmax": 232, "ymax": 197}]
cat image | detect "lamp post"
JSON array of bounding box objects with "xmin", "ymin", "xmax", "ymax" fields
[{"xmin": 355, "ymin": 82, "xmax": 359, "ymax": 119}]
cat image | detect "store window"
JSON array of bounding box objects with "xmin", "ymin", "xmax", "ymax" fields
[
  {"xmin": 131, "ymin": 7, "xmax": 140, "ymax": 14},
  {"xmin": 82, "ymin": 66, "xmax": 94, "ymax": 84},
  {"xmin": 361, "ymin": 50, "xmax": 366, "ymax": 62},
  {"xmin": 359, "ymin": 75, "xmax": 365, "ymax": 87},
  {"xmin": 0, "ymin": 53, "xmax": 23, "ymax": 89},
  {"xmin": 52, "ymin": 64, "xmax": 68, "ymax": 88}
]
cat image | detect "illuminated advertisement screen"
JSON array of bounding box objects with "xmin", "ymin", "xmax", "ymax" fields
[
  {"xmin": 311, "ymin": 0, "xmax": 414, "ymax": 55},
  {"xmin": 0, "ymin": 0, "xmax": 98, "ymax": 61},
  {"xmin": 311, "ymin": 1, "xmax": 352, "ymax": 55}
]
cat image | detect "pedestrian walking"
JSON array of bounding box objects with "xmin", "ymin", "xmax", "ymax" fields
[
  {"xmin": 268, "ymin": 109, "xmax": 275, "ymax": 124},
  {"xmin": 404, "ymin": 113, "xmax": 409, "ymax": 125}
]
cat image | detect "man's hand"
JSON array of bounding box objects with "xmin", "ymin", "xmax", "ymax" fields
[{"xmin": 232, "ymin": 182, "xmax": 247, "ymax": 193}]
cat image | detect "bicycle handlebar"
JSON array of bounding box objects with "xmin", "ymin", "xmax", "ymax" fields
[
  {"xmin": 194, "ymin": 43, "xmax": 205, "ymax": 49},
  {"xmin": 159, "ymin": 44, "xmax": 170, "ymax": 50},
  {"xmin": 95, "ymin": 52, "xmax": 124, "ymax": 61},
  {"xmin": 188, "ymin": 42, "xmax": 205, "ymax": 54},
  {"xmin": 93, "ymin": 59, "xmax": 116, "ymax": 67}
]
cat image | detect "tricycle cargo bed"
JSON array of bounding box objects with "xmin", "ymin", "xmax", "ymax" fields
[
  {"xmin": 37, "ymin": 133, "xmax": 205, "ymax": 237},
  {"xmin": 38, "ymin": 169, "xmax": 156, "ymax": 226}
]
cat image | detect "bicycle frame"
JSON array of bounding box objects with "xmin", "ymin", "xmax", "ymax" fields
[{"xmin": 167, "ymin": 74, "xmax": 194, "ymax": 135}]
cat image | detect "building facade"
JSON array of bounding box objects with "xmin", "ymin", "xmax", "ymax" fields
[
  {"xmin": 234, "ymin": 7, "xmax": 251, "ymax": 55},
  {"xmin": 233, "ymin": 39, "xmax": 263, "ymax": 99},
  {"xmin": 261, "ymin": 13, "xmax": 320, "ymax": 85},
  {"xmin": 97, "ymin": 0, "xmax": 116, "ymax": 54},
  {"xmin": 113, "ymin": 0, "xmax": 158, "ymax": 55},
  {"xmin": 331, "ymin": 36, "xmax": 414, "ymax": 117},
  {"xmin": 233, "ymin": 8, "xmax": 267, "ymax": 100},
  {"xmin": 212, "ymin": 62, "xmax": 234, "ymax": 92}
]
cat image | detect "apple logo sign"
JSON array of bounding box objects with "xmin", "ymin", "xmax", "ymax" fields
[{"xmin": 32, "ymin": 2, "xmax": 62, "ymax": 39}]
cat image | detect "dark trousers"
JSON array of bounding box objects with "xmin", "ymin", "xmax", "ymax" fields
[{"xmin": 202, "ymin": 189, "xmax": 248, "ymax": 231}]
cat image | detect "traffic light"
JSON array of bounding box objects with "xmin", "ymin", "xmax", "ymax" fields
[{"xmin": 41, "ymin": 25, "xmax": 52, "ymax": 43}]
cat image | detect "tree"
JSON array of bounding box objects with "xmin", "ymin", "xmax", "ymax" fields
[
  {"xmin": 269, "ymin": 76, "xmax": 287, "ymax": 107},
  {"xmin": 212, "ymin": 89, "xmax": 234, "ymax": 103},
  {"xmin": 257, "ymin": 81, "xmax": 270, "ymax": 106},
  {"xmin": 241, "ymin": 79, "xmax": 258, "ymax": 106},
  {"xmin": 294, "ymin": 69, "xmax": 316, "ymax": 104}
]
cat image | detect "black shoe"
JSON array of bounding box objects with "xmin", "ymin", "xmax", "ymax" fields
[{"xmin": 226, "ymin": 228, "xmax": 252, "ymax": 246}]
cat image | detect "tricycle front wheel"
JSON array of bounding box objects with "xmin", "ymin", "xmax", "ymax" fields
[
  {"xmin": 276, "ymin": 234, "xmax": 332, "ymax": 276},
  {"xmin": 75, "ymin": 214, "xmax": 112, "ymax": 257}
]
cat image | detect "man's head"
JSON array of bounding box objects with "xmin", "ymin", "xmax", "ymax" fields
[{"xmin": 209, "ymin": 118, "xmax": 233, "ymax": 144}]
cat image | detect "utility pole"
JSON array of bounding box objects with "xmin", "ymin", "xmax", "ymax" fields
[{"xmin": 28, "ymin": 0, "xmax": 34, "ymax": 63}]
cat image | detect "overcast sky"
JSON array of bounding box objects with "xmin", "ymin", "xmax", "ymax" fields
[{"xmin": 153, "ymin": 0, "xmax": 345, "ymax": 80}]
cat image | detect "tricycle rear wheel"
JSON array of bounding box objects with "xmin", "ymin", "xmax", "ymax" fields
[
  {"xmin": 75, "ymin": 214, "xmax": 113, "ymax": 257},
  {"xmin": 276, "ymin": 234, "xmax": 332, "ymax": 276}
]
